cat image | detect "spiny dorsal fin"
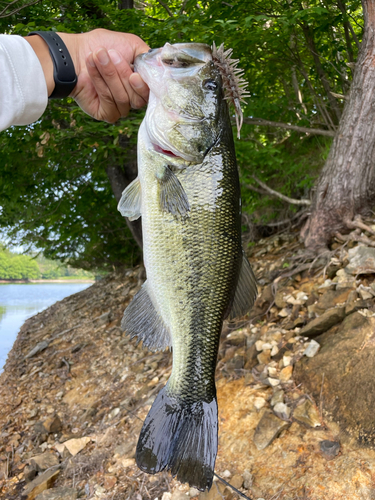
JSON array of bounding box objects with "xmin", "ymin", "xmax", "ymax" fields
[{"xmin": 211, "ymin": 42, "xmax": 250, "ymax": 139}]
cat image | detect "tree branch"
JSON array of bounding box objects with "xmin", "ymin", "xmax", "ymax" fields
[
  {"xmin": 242, "ymin": 117, "xmax": 336, "ymax": 137},
  {"xmin": 156, "ymin": 0, "xmax": 173, "ymax": 16},
  {"xmin": 0, "ymin": 0, "xmax": 41, "ymax": 17},
  {"xmin": 178, "ymin": 0, "xmax": 189, "ymax": 15},
  {"xmin": 248, "ymin": 175, "xmax": 311, "ymax": 206}
]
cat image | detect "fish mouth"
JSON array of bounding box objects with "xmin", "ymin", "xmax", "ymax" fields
[{"xmin": 152, "ymin": 144, "xmax": 181, "ymax": 158}]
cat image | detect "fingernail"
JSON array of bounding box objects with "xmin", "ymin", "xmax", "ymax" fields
[
  {"xmin": 96, "ymin": 48, "xmax": 109, "ymax": 65},
  {"xmin": 108, "ymin": 49, "xmax": 122, "ymax": 65},
  {"xmin": 131, "ymin": 73, "xmax": 145, "ymax": 89},
  {"xmin": 87, "ymin": 52, "xmax": 95, "ymax": 67}
]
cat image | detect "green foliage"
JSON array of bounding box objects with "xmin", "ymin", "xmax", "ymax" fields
[
  {"xmin": 0, "ymin": 247, "xmax": 40, "ymax": 280},
  {"xmin": 0, "ymin": 245, "xmax": 94, "ymax": 280},
  {"xmin": 0, "ymin": 0, "xmax": 364, "ymax": 266}
]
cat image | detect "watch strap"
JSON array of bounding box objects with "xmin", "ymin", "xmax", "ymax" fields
[{"xmin": 28, "ymin": 31, "xmax": 77, "ymax": 99}]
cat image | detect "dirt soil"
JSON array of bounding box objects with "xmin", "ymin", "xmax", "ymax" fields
[{"xmin": 1, "ymin": 231, "xmax": 375, "ymax": 500}]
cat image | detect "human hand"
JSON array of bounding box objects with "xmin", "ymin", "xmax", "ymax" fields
[{"xmin": 59, "ymin": 29, "xmax": 150, "ymax": 122}]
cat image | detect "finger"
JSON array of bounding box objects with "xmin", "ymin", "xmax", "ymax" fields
[
  {"xmin": 86, "ymin": 51, "xmax": 122, "ymax": 122},
  {"xmin": 93, "ymin": 48, "xmax": 131, "ymax": 118},
  {"xmin": 107, "ymin": 49, "xmax": 149, "ymax": 111},
  {"xmin": 129, "ymin": 72, "xmax": 149, "ymax": 107}
]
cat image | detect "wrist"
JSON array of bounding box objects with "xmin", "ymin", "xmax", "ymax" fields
[{"xmin": 25, "ymin": 35, "xmax": 55, "ymax": 96}]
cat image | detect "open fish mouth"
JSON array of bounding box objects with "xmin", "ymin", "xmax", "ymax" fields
[{"xmin": 152, "ymin": 144, "xmax": 181, "ymax": 158}]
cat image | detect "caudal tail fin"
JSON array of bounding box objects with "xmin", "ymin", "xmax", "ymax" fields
[{"xmin": 136, "ymin": 386, "xmax": 218, "ymax": 491}]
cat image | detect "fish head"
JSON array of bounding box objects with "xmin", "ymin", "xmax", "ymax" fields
[{"xmin": 135, "ymin": 43, "xmax": 224, "ymax": 163}]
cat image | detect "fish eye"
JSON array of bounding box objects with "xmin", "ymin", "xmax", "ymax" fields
[{"xmin": 203, "ymin": 79, "xmax": 218, "ymax": 91}]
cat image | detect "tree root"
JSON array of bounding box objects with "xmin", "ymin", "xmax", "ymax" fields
[
  {"xmin": 344, "ymin": 215, "xmax": 375, "ymax": 236},
  {"xmin": 335, "ymin": 229, "xmax": 375, "ymax": 248}
]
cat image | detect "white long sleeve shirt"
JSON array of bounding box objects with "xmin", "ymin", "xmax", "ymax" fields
[{"xmin": 0, "ymin": 34, "xmax": 48, "ymax": 132}]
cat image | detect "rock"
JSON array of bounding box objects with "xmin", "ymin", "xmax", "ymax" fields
[
  {"xmin": 345, "ymin": 298, "xmax": 373, "ymax": 316},
  {"xmin": 279, "ymin": 365, "xmax": 293, "ymax": 382},
  {"xmin": 273, "ymin": 402, "xmax": 291, "ymax": 420},
  {"xmin": 113, "ymin": 441, "xmax": 136, "ymax": 458},
  {"xmin": 255, "ymin": 340, "xmax": 265, "ymax": 351},
  {"xmin": 299, "ymin": 307, "xmax": 345, "ymax": 337},
  {"xmin": 189, "ymin": 488, "xmax": 200, "ymax": 498},
  {"xmin": 278, "ymin": 308, "xmax": 289, "ymax": 318},
  {"xmin": 266, "ymin": 377, "xmax": 280, "ymax": 387},
  {"xmin": 335, "ymin": 269, "xmax": 356, "ymax": 289},
  {"xmin": 53, "ymin": 443, "xmax": 65, "ymax": 456},
  {"xmin": 314, "ymin": 288, "xmax": 353, "ymax": 313},
  {"xmin": 270, "ymin": 345, "xmax": 279, "ymax": 356},
  {"xmin": 303, "ymin": 340, "xmax": 320, "ymax": 358},
  {"xmin": 35, "ymin": 487, "xmax": 77, "ymax": 500},
  {"xmin": 199, "ymin": 482, "xmax": 225, "ymax": 500},
  {"xmin": 282, "ymin": 355, "xmax": 292, "ymax": 367},
  {"xmin": 225, "ymin": 330, "xmax": 247, "ymax": 346},
  {"xmin": 346, "ymin": 246, "xmax": 375, "ymax": 275},
  {"xmin": 63, "ymin": 437, "xmax": 90, "ymax": 457},
  {"xmin": 319, "ymin": 440, "xmax": 340, "ymax": 459},
  {"xmin": 257, "ymin": 349, "xmax": 271, "ymax": 365},
  {"xmin": 171, "ymin": 491, "xmax": 188, "ymax": 500},
  {"xmin": 292, "ymin": 399, "xmax": 321, "ymax": 428},
  {"xmin": 42, "ymin": 415, "xmax": 62, "ymax": 434},
  {"xmin": 253, "ymin": 410, "xmax": 290, "ymax": 450},
  {"xmin": 242, "ymin": 469, "xmax": 253, "ymax": 489},
  {"xmin": 357, "ymin": 285, "xmax": 374, "ymax": 300},
  {"xmin": 30, "ymin": 452, "xmax": 59, "ymax": 472},
  {"xmin": 270, "ymin": 389, "xmax": 284, "ymax": 407},
  {"xmin": 244, "ymin": 344, "xmax": 258, "ymax": 370},
  {"xmin": 103, "ymin": 476, "xmax": 117, "ymax": 490},
  {"xmin": 230, "ymin": 474, "xmax": 243, "ymax": 489},
  {"xmin": 24, "ymin": 465, "xmax": 38, "ymax": 483},
  {"xmin": 253, "ymin": 397, "xmax": 267, "ymax": 411},
  {"xmin": 22, "ymin": 468, "xmax": 60, "ymax": 500},
  {"xmin": 222, "ymin": 469, "xmax": 231, "ymax": 478},
  {"xmin": 267, "ymin": 366, "xmax": 277, "ymax": 377},
  {"xmin": 295, "ymin": 312, "xmax": 375, "ymax": 444},
  {"xmin": 25, "ymin": 340, "xmax": 50, "ymax": 359}
]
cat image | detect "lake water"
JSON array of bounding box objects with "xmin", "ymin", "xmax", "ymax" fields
[{"xmin": 0, "ymin": 283, "xmax": 92, "ymax": 372}]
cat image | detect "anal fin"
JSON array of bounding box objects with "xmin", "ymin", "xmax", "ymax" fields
[
  {"xmin": 228, "ymin": 252, "xmax": 257, "ymax": 320},
  {"xmin": 121, "ymin": 281, "xmax": 172, "ymax": 351},
  {"xmin": 118, "ymin": 177, "xmax": 142, "ymax": 221}
]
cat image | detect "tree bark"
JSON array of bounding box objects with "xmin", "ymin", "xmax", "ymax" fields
[
  {"xmin": 106, "ymin": 162, "xmax": 143, "ymax": 250},
  {"xmin": 301, "ymin": 0, "xmax": 375, "ymax": 250}
]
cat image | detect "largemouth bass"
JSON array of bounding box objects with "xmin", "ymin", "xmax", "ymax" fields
[{"xmin": 118, "ymin": 42, "xmax": 257, "ymax": 491}]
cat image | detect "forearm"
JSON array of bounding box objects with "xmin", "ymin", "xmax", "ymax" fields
[{"xmin": 24, "ymin": 33, "xmax": 79, "ymax": 98}]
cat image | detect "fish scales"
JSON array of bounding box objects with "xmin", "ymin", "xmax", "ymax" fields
[
  {"xmin": 118, "ymin": 42, "xmax": 257, "ymax": 491},
  {"xmin": 142, "ymin": 136, "xmax": 241, "ymax": 402}
]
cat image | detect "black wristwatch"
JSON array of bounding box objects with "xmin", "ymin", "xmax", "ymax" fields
[{"xmin": 28, "ymin": 31, "xmax": 77, "ymax": 99}]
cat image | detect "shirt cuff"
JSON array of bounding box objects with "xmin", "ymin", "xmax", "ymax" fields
[{"xmin": 0, "ymin": 34, "xmax": 48, "ymax": 129}]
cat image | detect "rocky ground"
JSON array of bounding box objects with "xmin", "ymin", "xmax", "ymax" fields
[{"xmin": 2, "ymin": 230, "xmax": 375, "ymax": 500}]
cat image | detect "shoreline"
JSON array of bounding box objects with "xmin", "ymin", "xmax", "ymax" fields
[{"xmin": 0, "ymin": 279, "xmax": 95, "ymax": 284}]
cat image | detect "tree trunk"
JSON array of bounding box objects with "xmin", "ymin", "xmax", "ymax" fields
[
  {"xmin": 301, "ymin": 0, "xmax": 375, "ymax": 250},
  {"xmin": 106, "ymin": 158, "xmax": 143, "ymax": 250}
]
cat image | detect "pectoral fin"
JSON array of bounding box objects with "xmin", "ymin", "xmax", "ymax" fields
[
  {"xmin": 156, "ymin": 165, "xmax": 190, "ymax": 216},
  {"xmin": 228, "ymin": 252, "xmax": 257, "ymax": 320},
  {"xmin": 118, "ymin": 177, "xmax": 142, "ymax": 221},
  {"xmin": 121, "ymin": 281, "xmax": 172, "ymax": 351}
]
